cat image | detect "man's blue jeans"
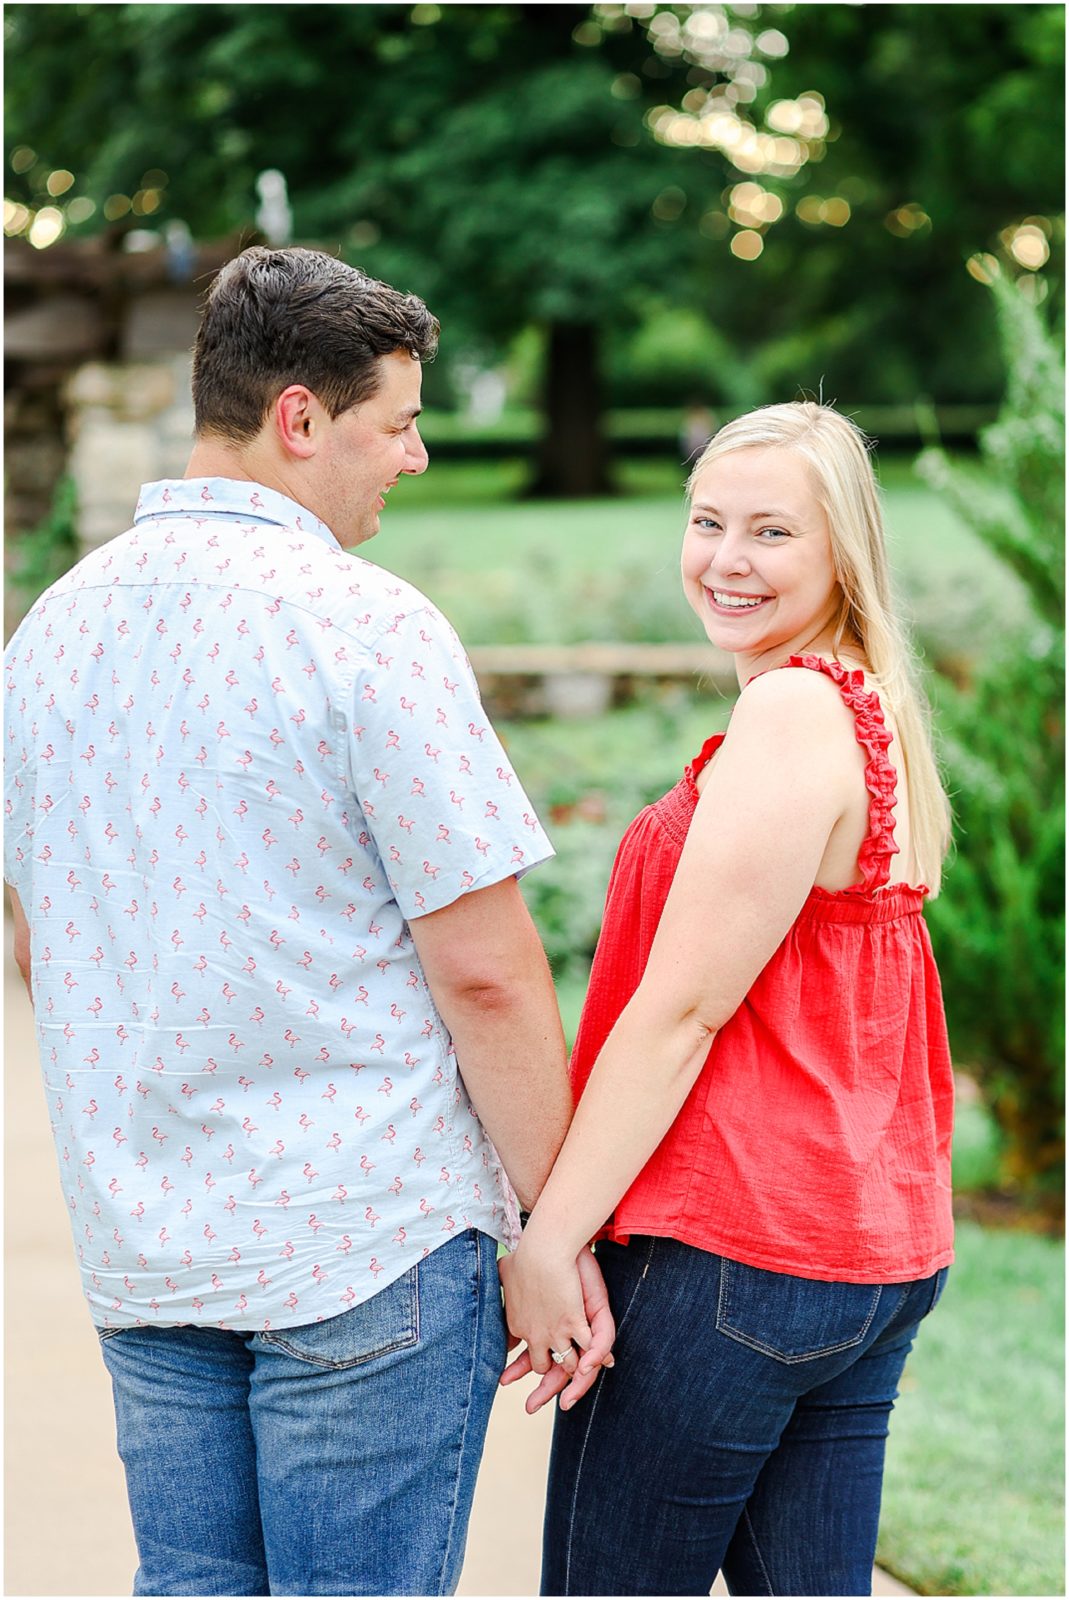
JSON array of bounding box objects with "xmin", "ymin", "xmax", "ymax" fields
[
  {"xmin": 543, "ymin": 1235, "xmax": 949, "ymax": 1597},
  {"xmin": 97, "ymin": 1228, "xmax": 505, "ymax": 1596}
]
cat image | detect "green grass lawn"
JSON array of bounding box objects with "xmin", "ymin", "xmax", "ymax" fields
[
  {"xmin": 877, "ymin": 1221, "xmax": 1064, "ymax": 1597},
  {"xmin": 366, "ymin": 456, "xmax": 1031, "ymax": 656}
]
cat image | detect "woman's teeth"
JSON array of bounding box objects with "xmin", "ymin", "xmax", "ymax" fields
[{"xmin": 711, "ymin": 591, "xmax": 765, "ymax": 609}]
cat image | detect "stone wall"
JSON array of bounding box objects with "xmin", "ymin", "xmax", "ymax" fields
[
  {"xmin": 66, "ymin": 353, "xmax": 196, "ymax": 555},
  {"xmin": 4, "ymin": 237, "xmax": 235, "ymax": 638}
]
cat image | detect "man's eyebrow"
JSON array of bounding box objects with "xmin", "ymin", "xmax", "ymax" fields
[{"xmin": 393, "ymin": 404, "xmax": 422, "ymax": 423}]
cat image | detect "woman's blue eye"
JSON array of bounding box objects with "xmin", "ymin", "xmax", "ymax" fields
[{"xmin": 758, "ymin": 527, "xmax": 790, "ymax": 540}]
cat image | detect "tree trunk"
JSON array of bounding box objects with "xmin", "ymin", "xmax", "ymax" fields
[{"xmin": 527, "ymin": 320, "xmax": 614, "ymax": 498}]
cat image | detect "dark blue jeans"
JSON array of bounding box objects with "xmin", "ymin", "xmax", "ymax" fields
[
  {"xmin": 97, "ymin": 1229, "xmax": 505, "ymax": 1596},
  {"xmin": 542, "ymin": 1236, "xmax": 948, "ymax": 1597}
]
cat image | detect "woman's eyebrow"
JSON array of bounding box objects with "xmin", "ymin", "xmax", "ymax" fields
[{"xmin": 691, "ymin": 503, "xmax": 798, "ymax": 519}]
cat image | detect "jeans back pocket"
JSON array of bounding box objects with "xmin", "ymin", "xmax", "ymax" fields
[
  {"xmin": 716, "ymin": 1258, "xmax": 883, "ymax": 1364},
  {"xmin": 257, "ymin": 1263, "xmax": 419, "ymax": 1369}
]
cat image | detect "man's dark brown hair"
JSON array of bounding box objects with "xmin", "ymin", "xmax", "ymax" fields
[{"xmin": 192, "ymin": 246, "xmax": 439, "ymax": 443}]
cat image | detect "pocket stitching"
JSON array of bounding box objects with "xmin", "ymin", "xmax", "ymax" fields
[
  {"xmin": 259, "ymin": 1263, "xmax": 420, "ymax": 1370},
  {"xmin": 927, "ymin": 1265, "xmax": 949, "ymax": 1315},
  {"xmin": 716, "ymin": 1262, "xmax": 883, "ymax": 1365}
]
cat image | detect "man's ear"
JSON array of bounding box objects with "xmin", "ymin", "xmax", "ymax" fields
[{"xmin": 274, "ymin": 385, "xmax": 321, "ymax": 460}]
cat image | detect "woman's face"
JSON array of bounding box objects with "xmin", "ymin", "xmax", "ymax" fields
[{"xmin": 682, "ymin": 445, "xmax": 842, "ymax": 673}]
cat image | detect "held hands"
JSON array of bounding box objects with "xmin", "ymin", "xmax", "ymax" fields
[{"xmin": 499, "ymin": 1237, "xmax": 616, "ymax": 1414}]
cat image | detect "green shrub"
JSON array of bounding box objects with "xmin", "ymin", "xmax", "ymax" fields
[
  {"xmin": 9, "ymin": 474, "xmax": 79, "ymax": 604},
  {"xmin": 507, "ymin": 696, "xmax": 733, "ymax": 978},
  {"xmin": 919, "ymin": 277, "xmax": 1065, "ymax": 1207}
]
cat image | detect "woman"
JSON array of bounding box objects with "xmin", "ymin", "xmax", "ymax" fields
[{"xmin": 500, "ymin": 402, "xmax": 955, "ymax": 1597}]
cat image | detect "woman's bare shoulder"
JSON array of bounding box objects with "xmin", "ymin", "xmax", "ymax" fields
[{"xmin": 731, "ymin": 659, "xmax": 858, "ymax": 734}]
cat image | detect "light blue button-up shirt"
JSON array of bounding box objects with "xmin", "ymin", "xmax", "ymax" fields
[{"xmin": 4, "ymin": 478, "xmax": 553, "ymax": 1330}]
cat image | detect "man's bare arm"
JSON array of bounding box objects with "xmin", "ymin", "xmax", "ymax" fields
[
  {"xmin": 8, "ymin": 887, "xmax": 31, "ymax": 1001},
  {"xmin": 408, "ymin": 875, "xmax": 571, "ymax": 1211}
]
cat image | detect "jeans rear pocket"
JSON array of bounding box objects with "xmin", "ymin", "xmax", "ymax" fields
[
  {"xmin": 924, "ymin": 1265, "xmax": 950, "ymax": 1317},
  {"xmin": 257, "ymin": 1264, "xmax": 419, "ymax": 1369},
  {"xmin": 716, "ymin": 1258, "xmax": 883, "ymax": 1364}
]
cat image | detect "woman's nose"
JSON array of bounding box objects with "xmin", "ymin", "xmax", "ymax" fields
[{"xmin": 708, "ymin": 532, "xmax": 751, "ymax": 577}]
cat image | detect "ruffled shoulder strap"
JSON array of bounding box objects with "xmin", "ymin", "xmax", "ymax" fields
[
  {"xmin": 780, "ymin": 654, "xmax": 900, "ymax": 892},
  {"xmin": 684, "ymin": 731, "xmax": 726, "ymax": 798}
]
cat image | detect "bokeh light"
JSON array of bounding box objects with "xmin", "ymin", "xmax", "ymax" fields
[
  {"xmin": 611, "ymin": 72, "xmax": 642, "ymax": 99},
  {"xmin": 966, "ymin": 252, "xmax": 1001, "ymax": 285},
  {"xmin": 885, "ymin": 203, "xmax": 930, "ymax": 237},
  {"xmin": 755, "ymin": 29, "xmax": 789, "ymax": 57},
  {"xmin": 3, "ymin": 198, "xmax": 31, "ymax": 235},
  {"xmin": 728, "ymin": 181, "xmax": 782, "ymax": 226},
  {"xmin": 699, "ymin": 209, "xmax": 729, "ymax": 239},
  {"xmin": 795, "ymin": 195, "xmax": 851, "ymax": 226},
  {"xmin": 573, "ymin": 20, "xmax": 602, "ymax": 46},
  {"xmin": 1006, "ymin": 223, "xmax": 1050, "ymax": 270},
  {"xmin": 730, "ymin": 229, "xmax": 763, "ymax": 260},
  {"xmin": 652, "ymin": 186, "xmax": 687, "ymax": 220},
  {"xmin": 28, "ymin": 205, "xmax": 64, "ymax": 249}
]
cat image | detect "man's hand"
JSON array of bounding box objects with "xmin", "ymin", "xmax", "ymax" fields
[{"xmin": 500, "ymin": 1243, "xmax": 615, "ymax": 1414}]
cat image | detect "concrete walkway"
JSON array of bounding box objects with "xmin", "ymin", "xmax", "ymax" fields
[{"xmin": 4, "ymin": 933, "xmax": 911, "ymax": 1597}]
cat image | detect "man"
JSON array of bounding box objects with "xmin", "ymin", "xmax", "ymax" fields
[{"xmin": 4, "ymin": 246, "xmax": 610, "ymax": 1597}]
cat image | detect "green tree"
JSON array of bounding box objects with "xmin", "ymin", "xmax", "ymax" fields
[
  {"xmin": 920, "ymin": 274, "xmax": 1064, "ymax": 1209},
  {"xmin": 626, "ymin": 2, "xmax": 1064, "ymax": 404},
  {"xmin": 4, "ymin": 3, "xmax": 758, "ymax": 492},
  {"xmin": 5, "ymin": 4, "xmax": 1064, "ymax": 489}
]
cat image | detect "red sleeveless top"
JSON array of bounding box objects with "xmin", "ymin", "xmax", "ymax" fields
[{"xmin": 571, "ymin": 654, "xmax": 955, "ymax": 1284}]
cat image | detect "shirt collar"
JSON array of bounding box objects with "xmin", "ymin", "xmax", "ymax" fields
[{"xmin": 134, "ymin": 478, "xmax": 341, "ymax": 551}]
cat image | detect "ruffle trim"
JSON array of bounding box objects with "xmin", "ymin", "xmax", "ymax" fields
[
  {"xmin": 782, "ymin": 654, "xmax": 900, "ymax": 893},
  {"xmin": 683, "ymin": 731, "xmax": 726, "ymax": 799}
]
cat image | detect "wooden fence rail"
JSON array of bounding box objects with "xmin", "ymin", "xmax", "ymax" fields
[{"xmin": 467, "ymin": 641, "xmax": 736, "ymax": 717}]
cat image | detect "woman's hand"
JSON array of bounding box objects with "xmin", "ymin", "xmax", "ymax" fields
[{"xmin": 499, "ymin": 1242, "xmax": 616, "ymax": 1413}]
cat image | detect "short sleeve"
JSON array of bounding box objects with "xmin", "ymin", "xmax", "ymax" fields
[
  {"xmin": 347, "ymin": 604, "xmax": 554, "ymax": 918},
  {"xmin": 4, "ymin": 635, "xmax": 35, "ymax": 895}
]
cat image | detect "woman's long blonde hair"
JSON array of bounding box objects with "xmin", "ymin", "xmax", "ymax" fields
[{"xmin": 688, "ymin": 401, "xmax": 951, "ymax": 892}]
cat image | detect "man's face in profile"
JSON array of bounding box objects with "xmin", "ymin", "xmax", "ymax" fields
[{"xmin": 314, "ymin": 350, "xmax": 429, "ymax": 548}]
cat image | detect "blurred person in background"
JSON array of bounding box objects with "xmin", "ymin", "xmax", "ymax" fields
[
  {"xmin": 3, "ymin": 245, "xmax": 611, "ymax": 1598},
  {"xmin": 680, "ymin": 398, "xmax": 718, "ymax": 466},
  {"xmin": 501, "ymin": 402, "xmax": 955, "ymax": 1597}
]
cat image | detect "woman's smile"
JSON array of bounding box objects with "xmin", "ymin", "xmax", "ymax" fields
[{"xmin": 704, "ymin": 587, "xmax": 772, "ymax": 613}]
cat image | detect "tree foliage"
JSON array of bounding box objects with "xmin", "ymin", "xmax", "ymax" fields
[{"xmin": 4, "ymin": 3, "xmax": 1064, "ymax": 485}]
